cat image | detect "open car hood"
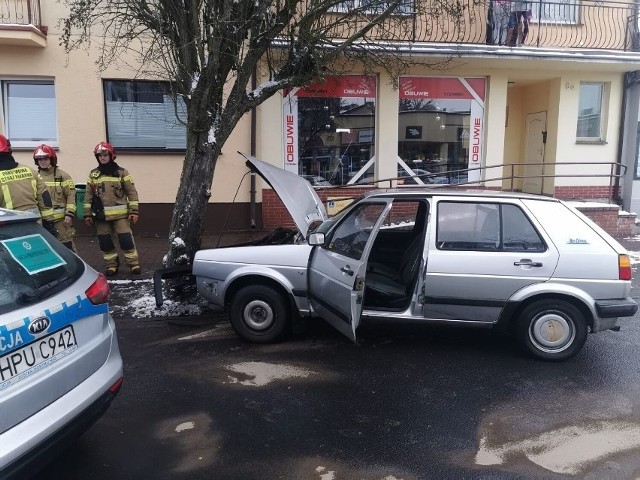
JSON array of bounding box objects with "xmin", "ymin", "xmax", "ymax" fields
[{"xmin": 240, "ymin": 153, "xmax": 328, "ymax": 237}]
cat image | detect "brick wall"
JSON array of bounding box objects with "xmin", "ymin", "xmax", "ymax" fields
[{"xmin": 554, "ymin": 185, "xmax": 617, "ymax": 201}]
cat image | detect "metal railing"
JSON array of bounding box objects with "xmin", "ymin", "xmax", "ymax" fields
[
  {"xmin": 0, "ymin": 0, "xmax": 42, "ymax": 29},
  {"xmin": 348, "ymin": 161, "xmax": 627, "ymax": 204},
  {"xmin": 322, "ymin": 0, "xmax": 640, "ymax": 52}
]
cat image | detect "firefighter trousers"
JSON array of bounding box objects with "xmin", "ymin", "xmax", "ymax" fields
[{"xmin": 95, "ymin": 218, "xmax": 140, "ymax": 271}]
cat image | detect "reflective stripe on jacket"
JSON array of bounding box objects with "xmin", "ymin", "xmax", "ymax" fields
[
  {"xmin": 38, "ymin": 167, "xmax": 76, "ymax": 221},
  {"xmin": 83, "ymin": 167, "xmax": 139, "ymax": 221},
  {"xmin": 0, "ymin": 164, "xmax": 54, "ymax": 220}
]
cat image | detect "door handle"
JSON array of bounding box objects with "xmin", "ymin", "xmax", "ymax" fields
[
  {"xmin": 514, "ymin": 259, "xmax": 543, "ymax": 267},
  {"xmin": 340, "ymin": 265, "xmax": 354, "ymax": 276}
]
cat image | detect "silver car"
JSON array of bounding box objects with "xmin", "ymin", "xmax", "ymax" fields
[
  {"xmin": 193, "ymin": 154, "xmax": 637, "ymax": 361},
  {"xmin": 0, "ymin": 209, "xmax": 123, "ymax": 478}
]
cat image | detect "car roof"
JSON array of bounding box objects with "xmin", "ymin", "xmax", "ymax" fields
[
  {"xmin": 0, "ymin": 208, "xmax": 39, "ymax": 225},
  {"xmin": 360, "ymin": 188, "xmax": 561, "ymax": 202}
]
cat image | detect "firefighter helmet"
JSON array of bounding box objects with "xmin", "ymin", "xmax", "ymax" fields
[
  {"xmin": 33, "ymin": 144, "xmax": 57, "ymax": 166},
  {"xmin": 93, "ymin": 141, "xmax": 116, "ymax": 161},
  {"xmin": 0, "ymin": 135, "xmax": 12, "ymax": 154}
]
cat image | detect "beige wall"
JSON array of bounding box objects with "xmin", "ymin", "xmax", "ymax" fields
[
  {"xmin": 2, "ymin": 1, "xmax": 253, "ymax": 205},
  {"xmin": 1, "ymin": 2, "xmax": 635, "ymax": 213}
]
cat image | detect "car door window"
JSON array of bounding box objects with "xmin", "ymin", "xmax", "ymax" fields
[
  {"xmin": 326, "ymin": 203, "xmax": 386, "ymax": 260},
  {"xmin": 502, "ymin": 204, "xmax": 545, "ymax": 251},
  {"xmin": 437, "ymin": 201, "xmax": 545, "ymax": 252}
]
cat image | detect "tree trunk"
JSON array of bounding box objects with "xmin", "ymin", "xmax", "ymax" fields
[{"xmin": 165, "ymin": 128, "xmax": 219, "ymax": 267}]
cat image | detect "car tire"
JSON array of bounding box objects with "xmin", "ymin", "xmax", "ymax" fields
[
  {"xmin": 516, "ymin": 299, "xmax": 588, "ymax": 361},
  {"xmin": 230, "ymin": 285, "xmax": 291, "ymax": 343}
]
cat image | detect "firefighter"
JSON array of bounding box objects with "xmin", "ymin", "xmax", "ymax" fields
[
  {"xmin": 34, "ymin": 144, "xmax": 77, "ymax": 252},
  {"xmin": 0, "ymin": 134, "xmax": 56, "ymax": 232},
  {"xmin": 83, "ymin": 141, "xmax": 141, "ymax": 276}
]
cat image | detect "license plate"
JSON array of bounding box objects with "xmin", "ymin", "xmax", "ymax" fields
[{"xmin": 0, "ymin": 326, "xmax": 78, "ymax": 390}]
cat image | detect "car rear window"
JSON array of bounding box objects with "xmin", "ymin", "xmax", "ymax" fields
[{"xmin": 0, "ymin": 221, "xmax": 84, "ymax": 315}]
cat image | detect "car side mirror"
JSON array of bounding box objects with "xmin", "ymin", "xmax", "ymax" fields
[{"xmin": 308, "ymin": 232, "xmax": 326, "ymax": 246}]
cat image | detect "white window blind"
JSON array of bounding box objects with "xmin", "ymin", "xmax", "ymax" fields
[{"xmin": 5, "ymin": 82, "xmax": 57, "ymax": 144}]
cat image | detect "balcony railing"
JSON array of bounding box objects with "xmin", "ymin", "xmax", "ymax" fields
[
  {"xmin": 0, "ymin": 0, "xmax": 42, "ymax": 31},
  {"xmin": 322, "ymin": 0, "xmax": 640, "ymax": 52}
]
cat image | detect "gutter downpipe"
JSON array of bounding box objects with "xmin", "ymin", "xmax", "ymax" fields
[
  {"xmin": 621, "ymin": 71, "xmax": 640, "ymax": 212},
  {"xmin": 249, "ymin": 66, "xmax": 257, "ymax": 229}
]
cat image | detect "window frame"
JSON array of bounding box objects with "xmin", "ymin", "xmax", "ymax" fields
[
  {"xmin": 576, "ymin": 81, "xmax": 607, "ymax": 143},
  {"xmin": 530, "ymin": 0, "xmax": 580, "ymax": 25},
  {"xmin": 330, "ymin": 0, "xmax": 414, "ymax": 15},
  {"xmin": 103, "ymin": 79, "xmax": 187, "ymax": 153},
  {"xmin": 435, "ymin": 201, "xmax": 546, "ymax": 252},
  {"xmin": 1, "ymin": 79, "xmax": 58, "ymax": 149}
]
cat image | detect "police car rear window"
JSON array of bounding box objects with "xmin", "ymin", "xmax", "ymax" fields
[{"xmin": 0, "ymin": 222, "xmax": 84, "ymax": 315}]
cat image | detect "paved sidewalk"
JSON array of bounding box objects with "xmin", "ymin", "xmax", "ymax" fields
[{"xmin": 74, "ymin": 229, "xmax": 269, "ymax": 279}]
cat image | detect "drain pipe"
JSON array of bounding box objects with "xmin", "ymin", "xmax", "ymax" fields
[
  {"xmin": 249, "ymin": 66, "xmax": 257, "ymax": 230},
  {"xmin": 620, "ymin": 71, "xmax": 640, "ymax": 211}
]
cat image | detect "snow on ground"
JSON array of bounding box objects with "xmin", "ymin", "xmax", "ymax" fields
[{"xmin": 107, "ymin": 279, "xmax": 208, "ymax": 318}]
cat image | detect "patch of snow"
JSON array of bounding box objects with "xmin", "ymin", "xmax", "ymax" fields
[
  {"xmin": 107, "ymin": 279, "xmax": 208, "ymax": 318},
  {"xmin": 172, "ymin": 237, "xmax": 186, "ymax": 248}
]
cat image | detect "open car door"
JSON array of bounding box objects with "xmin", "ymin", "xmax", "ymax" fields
[{"xmin": 307, "ymin": 200, "xmax": 391, "ymax": 341}]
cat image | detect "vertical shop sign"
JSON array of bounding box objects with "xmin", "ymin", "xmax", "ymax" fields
[{"xmin": 282, "ymin": 90, "xmax": 299, "ymax": 174}]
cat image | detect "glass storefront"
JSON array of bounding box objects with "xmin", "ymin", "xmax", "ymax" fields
[
  {"xmin": 282, "ymin": 76, "xmax": 376, "ymax": 185},
  {"xmin": 397, "ymin": 77, "xmax": 486, "ymax": 185}
]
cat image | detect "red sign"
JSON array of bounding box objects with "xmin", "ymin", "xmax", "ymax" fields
[
  {"xmin": 286, "ymin": 75, "xmax": 377, "ymax": 98},
  {"xmin": 399, "ymin": 77, "xmax": 485, "ymax": 101}
]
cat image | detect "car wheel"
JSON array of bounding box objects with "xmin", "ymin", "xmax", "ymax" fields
[
  {"xmin": 230, "ymin": 285, "xmax": 291, "ymax": 343},
  {"xmin": 516, "ymin": 299, "xmax": 588, "ymax": 361}
]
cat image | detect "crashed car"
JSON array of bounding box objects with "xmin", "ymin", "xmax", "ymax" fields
[{"xmin": 191, "ymin": 154, "xmax": 637, "ymax": 361}]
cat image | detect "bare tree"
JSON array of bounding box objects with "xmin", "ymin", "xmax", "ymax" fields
[{"xmin": 60, "ymin": 0, "xmax": 458, "ymax": 267}]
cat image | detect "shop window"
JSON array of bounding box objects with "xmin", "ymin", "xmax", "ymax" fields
[
  {"xmin": 282, "ymin": 76, "xmax": 376, "ymax": 186},
  {"xmin": 397, "ymin": 77, "xmax": 486, "ymax": 185},
  {"xmin": 2, "ymin": 80, "xmax": 57, "ymax": 148},
  {"xmin": 576, "ymin": 82, "xmax": 606, "ymax": 142},
  {"xmin": 104, "ymin": 80, "xmax": 187, "ymax": 150}
]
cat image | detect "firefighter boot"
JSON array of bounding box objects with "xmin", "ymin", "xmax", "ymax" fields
[{"xmin": 104, "ymin": 254, "xmax": 120, "ymax": 277}]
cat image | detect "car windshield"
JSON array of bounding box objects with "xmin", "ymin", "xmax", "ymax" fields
[{"xmin": 0, "ymin": 221, "xmax": 85, "ymax": 314}]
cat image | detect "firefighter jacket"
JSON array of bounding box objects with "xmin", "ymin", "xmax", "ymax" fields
[
  {"xmin": 83, "ymin": 166, "xmax": 139, "ymax": 221},
  {"xmin": 0, "ymin": 161, "xmax": 54, "ymax": 221},
  {"xmin": 38, "ymin": 166, "xmax": 76, "ymax": 222}
]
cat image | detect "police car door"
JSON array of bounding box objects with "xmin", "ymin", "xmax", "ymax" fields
[{"xmin": 307, "ymin": 200, "xmax": 391, "ymax": 341}]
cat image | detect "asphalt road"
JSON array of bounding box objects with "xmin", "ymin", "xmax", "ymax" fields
[{"xmin": 35, "ymin": 304, "xmax": 640, "ymax": 480}]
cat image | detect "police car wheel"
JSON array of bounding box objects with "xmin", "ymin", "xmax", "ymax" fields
[{"xmin": 230, "ymin": 285, "xmax": 290, "ymax": 343}]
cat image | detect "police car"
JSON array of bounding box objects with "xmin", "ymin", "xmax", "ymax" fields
[{"xmin": 0, "ymin": 208, "xmax": 123, "ymax": 478}]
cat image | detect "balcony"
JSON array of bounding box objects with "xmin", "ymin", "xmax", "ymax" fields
[
  {"xmin": 319, "ymin": 0, "xmax": 640, "ymax": 57},
  {"xmin": 0, "ymin": 0, "xmax": 46, "ymax": 47}
]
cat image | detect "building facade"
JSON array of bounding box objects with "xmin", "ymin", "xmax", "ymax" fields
[{"xmin": 2, "ymin": 0, "xmax": 640, "ymax": 234}]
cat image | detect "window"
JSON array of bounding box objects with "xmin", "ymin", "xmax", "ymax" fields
[
  {"xmin": 331, "ymin": 0, "xmax": 413, "ymax": 14},
  {"xmin": 576, "ymin": 82, "xmax": 605, "ymax": 141},
  {"xmin": 530, "ymin": 0, "xmax": 579, "ymax": 24},
  {"xmin": 326, "ymin": 203, "xmax": 386, "ymax": 260},
  {"xmin": 104, "ymin": 80, "xmax": 187, "ymax": 150},
  {"xmin": 2, "ymin": 80, "xmax": 57, "ymax": 148},
  {"xmin": 436, "ymin": 202, "xmax": 545, "ymax": 251},
  {"xmin": 283, "ymin": 75, "xmax": 377, "ymax": 185}
]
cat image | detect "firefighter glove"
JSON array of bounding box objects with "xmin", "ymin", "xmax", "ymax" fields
[
  {"xmin": 84, "ymin": 216, "xmax": 94, "ymax": 227},
  {"xmin": 129, "ymin": 213, "xmax": 139, "ymax": 224}
]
